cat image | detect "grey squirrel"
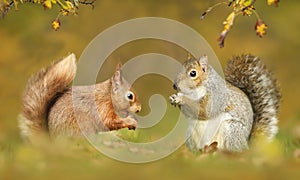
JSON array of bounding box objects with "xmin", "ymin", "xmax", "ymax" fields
[
  {"xmin": 18, "ymin": 53, "xmax": 141, "ymax": 142},
  {"xmin": 170, "ymin": 54, "xmax": 281, "ymax": 152}
]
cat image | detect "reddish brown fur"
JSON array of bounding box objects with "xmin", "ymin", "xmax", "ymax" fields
[{"xmin": 19, "ymin": 54, "xmax": 141, "ymax": 142}]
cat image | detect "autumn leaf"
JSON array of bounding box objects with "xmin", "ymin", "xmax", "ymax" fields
[
  {"xmin": 242, "ymin": 5, "xmax": 255, "ymax": 16},
  {"xmin": 218, "ymin": 12, "xmax": 235, "ymax": 48},
  {"xmin": 201, "ymin": 0, "xmax": 279, "ymax": 47},
  {"xmin": 218, "ymin": 30, "xmax": 228, "ymax": 48},
  {"xmin": 0, "ymin": 1, "xmax": 9, "ymax": 17},
  {"xmin": 255, "ymin": 19, "xmax": 267, "ymax": 37},
  {"xmin": 52, "ymin": 18, "xmax": 60, "ymax": 31},
  {"xmin": 43, "ymin": 0, "xmax": 52, "ymax": 9},
  {"xmin": 238, "ymin": 0, "xmax": 255, "ymax": 8},
  {"xmin": 1, "ymin": 0, "xmax": 95, "ymax": 30},
  {"xmin": 267, "ymin": 0, "xmax": 280, "ymax": 7},
  {"xmin": 223, "ymin": 12, "xmax": 235, "ymax": 31},
  {"xmin": 33, "ymin": 0, "xmax": 42, "ymax": 4},
  {"xmin": 60, "ymin": 8, "xmax": 69, "ymax": 16}
]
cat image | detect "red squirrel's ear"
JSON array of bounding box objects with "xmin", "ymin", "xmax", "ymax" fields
[
  {"xmin": 114, "ymin": 62, "xmax": 123, "ymax": 79},
  {"xmin": 116, "ymin": 62, "xmax": 123, "ymax": 71},
  {"xmin": 199, "ymin": 55, "xmax": 208, "ymax": 72},
  {"xmin": 112, "ymin": 62, "xmax": 123, "ymax": 92}
]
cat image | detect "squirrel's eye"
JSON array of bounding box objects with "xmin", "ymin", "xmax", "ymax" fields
[
  {"xmin": 189, "ymin": 70, "xmax": 197, "ymax": 78},
  {"xmin": 127, "ymin": 92, "xmax": 134, "ymax": 101}
]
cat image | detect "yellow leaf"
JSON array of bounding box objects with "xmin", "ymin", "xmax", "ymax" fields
[
  {"xmin": 242, "ymin": 5, "xmax": 255, "ymax": 16},
  {"xmin": 238, "ymin": 0, "xmax": 255, "ymax": 8},
  {"xmin": 43, "ymin": 0, "xmax": 52, "ymax": 9},
  {"xmin": 33, "ymin": 0, "xmax": 42, "ymax": 4},
  {"xmin": 218, "ymin": 12, "xmax": 235, "ymax": 47},
  {"xmin": 223, "ymin": 12, "xmax": 235, "ymax": 31},
  {"xmin": 51, "ymin": 19, "xmax": 60, "ymax": 31},
  {"xmin": 60, "ymin": 9, "xmax": 69, "ymax": 16},
  {"xmin": 255, "ymin": 20, "xmax": 268, "ymax": 37},
  {"xmin": 65, "ymin": 1, "xmax": 76, "ymax": 13},
  {"xmin": 267, "ymin": 0, "xmax": 279, "ymax": 7}
]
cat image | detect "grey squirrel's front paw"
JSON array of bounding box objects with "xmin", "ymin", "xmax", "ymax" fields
[{"xmin": 169, "ymin": 93, "xmax": 183, "ymax": 107}]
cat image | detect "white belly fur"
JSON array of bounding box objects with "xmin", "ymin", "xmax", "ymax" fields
[{"xmin": 186, "ymin": 112, "xmax": 233, "ymax": 150}]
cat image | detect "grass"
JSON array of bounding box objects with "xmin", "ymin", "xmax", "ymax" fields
[{"xmin": 0, "ymin": 121, "xmax": 299, "ymax": 179}]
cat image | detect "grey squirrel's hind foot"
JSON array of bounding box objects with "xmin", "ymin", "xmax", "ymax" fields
[{"xmin": 203, "ymin": 141, "xmax": 218, "ymax": 154}]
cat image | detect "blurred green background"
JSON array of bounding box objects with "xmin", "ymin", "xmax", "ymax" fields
[{"xmin": 0, "ymin": 0, "xmax": 300, "ymax": 179}]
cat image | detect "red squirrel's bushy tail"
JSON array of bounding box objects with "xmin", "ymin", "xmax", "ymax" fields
[
  {"xmin": 18, "ymin": 54, "xmax": 77, "ymax": 142},
  {"xmin": 225, "ymin": 54, "xmax": 281, "ymax": 141}
]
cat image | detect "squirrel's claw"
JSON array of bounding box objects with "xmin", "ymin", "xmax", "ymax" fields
[
  {"xmin": 169, "ymin": 93, "xmax": 182, "ymax": 107},
  {"xmin": 121, "ymin": 116, "xmax": 137, "ymax": 130},
  {"xmin": 127, "ymin": 125, "xmax": 136, "ymax": 130},
  {"xmin": 169, "ymin": 95, "xmax": 176, "ymax": 107},
  {"xmin": 109, "ymin": 116, "xmax": 137, "ymax": 131}
]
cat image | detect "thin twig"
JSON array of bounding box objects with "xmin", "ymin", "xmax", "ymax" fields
[
  {"xmin": 201, "ymin": 1, "xmax": 228, "ymax": 19},
  {"xmin": 252, "ymin": 9, "xmax": 262, "ymax": 20}
]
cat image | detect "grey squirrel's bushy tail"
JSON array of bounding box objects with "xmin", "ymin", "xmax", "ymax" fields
[
  {"xmin": 18, "ymin": 54, "xmax": 77, "ymax": 142},
  {"xmin": 225, "ymin": 54, "xmax": 281, "ymax": 141}
]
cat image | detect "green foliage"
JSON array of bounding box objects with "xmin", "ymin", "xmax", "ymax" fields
[
  {"xmin": 201, "ymin": 0, "xmax": 280, "ymax": 47},
  {"xmin": 0, "ymin": 0, "xmax": 95, "ymax": 30}
]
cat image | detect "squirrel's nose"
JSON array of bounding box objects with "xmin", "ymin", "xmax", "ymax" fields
[
  {"xmin": 173, "ymin": 83, "xmax": 178, "ymax": 91},
  {"xmin": 135, "ymin": 105, "xmax": 141, "ymax": 113}
]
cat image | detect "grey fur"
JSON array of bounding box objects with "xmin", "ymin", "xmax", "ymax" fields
[
  {"xmin": 225, "ymin": 54, "xmax": 281, "ymax": 141},
  {"xmin": 170, "ymin": 54, "xmax": 280, "ymax": 152}
]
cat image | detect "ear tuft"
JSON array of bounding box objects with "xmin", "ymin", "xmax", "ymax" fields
[
  {"xmin": 113, "ymin": 62, "xmax": 123, "ymax": 80},
  {"xmin": 112, "ymin": 62, "xmax": 123, "ymax": 92},
  {"xmin": 116, "ymin": 62, "xmax": 123, "ymax": 71}
]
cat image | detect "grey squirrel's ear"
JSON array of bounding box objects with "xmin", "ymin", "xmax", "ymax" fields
[
  {"xmin": 199, "ymin": 55, "xmax": 208, "ymax": 72},
  {"xmin": 187, "ymin": 53, "xmax": 192, "ymax": 60}
]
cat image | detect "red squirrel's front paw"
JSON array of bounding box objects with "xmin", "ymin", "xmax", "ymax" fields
[
  {"xmin": 119, "ymin": 116, "xmax": 137, "ymax": 130},
  {"xmin": 110, "ymin": 116, "xmax": 137, "ymax": 130}
]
